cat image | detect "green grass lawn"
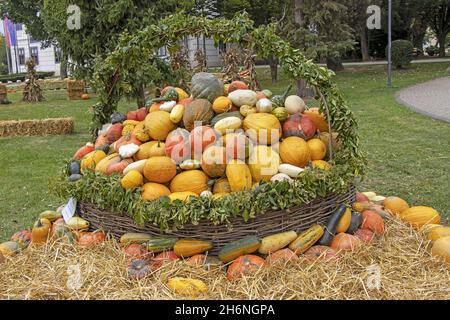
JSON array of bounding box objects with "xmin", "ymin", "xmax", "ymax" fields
[{"xmin": 1, "ymin": 63, "xmax": 449, "ymax": 241}]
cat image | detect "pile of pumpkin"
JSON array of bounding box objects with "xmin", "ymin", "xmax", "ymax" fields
[
  {"xmin": 0, "ymin": 192, "xmax": 448, "ymax": 296},
  {"xmin": 69, "ymin": 72, "xmax": 336, "ymax": 202}
]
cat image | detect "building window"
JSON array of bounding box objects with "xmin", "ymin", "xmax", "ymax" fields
[
  {"xmin": 54, "ymin": 46, "xmax": 61, "ymax": 64},
  {"xmin": 29, "ymin": 35, "xmax": 39, "ymax": 44},
  {"xmin": 30, "ymin": 47, "xmax": 39, "ymax": 65},
  {"xmin": 16, "ymin": 24, "xmax": 23, "ymax": 31},
  {"xmin": 18, "ymin": 48, "xmax": 26, "ymax": 65}
]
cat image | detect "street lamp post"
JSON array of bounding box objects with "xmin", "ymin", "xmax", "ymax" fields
[{"xmin": 387, "ymin": 0, "xmax": 392, "ymax": 87}]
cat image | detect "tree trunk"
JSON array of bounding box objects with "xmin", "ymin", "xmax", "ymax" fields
[
  {"xmin": 60, "ymin": 52, "xmax": 68, "ymax": 80},
  {"xmin": 437, "ymin": 34, "xmax": 446, "ymax": 58},
  {"xmin": 326, "ymin": 57, "xmax": 344, "ymax": 72},
  {"xmin": 293, "ymin": 0, "xmax": 313, "ymax": 97},
  {"xmin": 136, "ymin": 85, "xmax": 146, "ymax": 107},
  {"xmin": 360, "ymin": 29, "xmax": 370, "ymax": 61},
  {"xmin": 268, "ymin": 55, "xmax": 278, "ymax": 83}
]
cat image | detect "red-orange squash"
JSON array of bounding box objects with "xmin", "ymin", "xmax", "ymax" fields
[
  {"xmin": 150, "ymin": 251, "xmax": 180, "ymax": 271},
  {"xmin": 361, "ymin": 210, "xmax": 385, "ymax": 235},
  {"xmin": 189, "ymin": 126, "xmax": 217, "ymax": 159},
  {"xmin": 73, "ymin": 143, "xmax": 95, "ymax": 160},
  {"xmin": 227, "ymin": 255, "xmax": 265, "ymax": 281},
  {"xmin": 114, "ymin": 133, "xmax": 142, "ymax": 152},
  {"xmin": 330, "ymin": 233, "xmax": 361, "ymax": 252},
  {"xmin": 106, "ymin": 158, "xmax": 133, "ymax": 176},
  {"xmin": 228, "ymin": 80, "xmax": 249, "ymax": 93},
  {"xmin": 143, "ymin": 156, "xmax": 177, "ymax": 184},
  {"xmin": 165, "ymin": 128, "xmax": 191, "ymax": 163},
  {"xmin": 106, "ymin": 123, "xmax": 124, "ymax": 144}
]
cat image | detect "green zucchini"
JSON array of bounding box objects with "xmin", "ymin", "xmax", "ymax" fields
[
  {"xmin": 218, "ymin": 236, "xmax": 261, "ymax": 263},
  {"xmin": 317, "ymin": 204, "xmax": 348, "ymax": 246},
  {"xmin": 346, "ymin": 212, "xmax": 363, "ymax": 235},
  {"xmin": 144, "ymin": 237, "xmax": 178, "ymax": 253}
]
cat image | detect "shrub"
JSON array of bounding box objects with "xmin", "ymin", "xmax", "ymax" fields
[
  {"xmin": 387, "ymin": 40, "xmax": 413, "ymax": 69},
  {"xmin": 0, "ymin": 71, "xmax": 55, "ymax": 83},
  {"xmin": 425, "ymin": 45, "xmax": 439, "ymax": 57}
]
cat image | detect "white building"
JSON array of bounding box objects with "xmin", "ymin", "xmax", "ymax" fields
[{"xmin": 5, "ymin": 23, "xmax": 61, "ymax": 76}]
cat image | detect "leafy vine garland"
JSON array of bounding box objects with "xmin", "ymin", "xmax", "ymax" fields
[{"xmin": 52, "ymin": 13, "xmax": 366, "ymax": 231}]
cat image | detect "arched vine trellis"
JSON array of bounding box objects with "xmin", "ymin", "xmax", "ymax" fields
[{"xmin": 53, "ymin": 13, "xmax": 366, "ymax": 231}]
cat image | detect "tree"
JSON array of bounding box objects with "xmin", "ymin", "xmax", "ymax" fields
[
  {"xmin": 346, "ymin": 0, "xmax": 376, "ymax": 61},
  {"xmin": 427, "ymin": 0, "xmax": 450, "ymax": 57}
]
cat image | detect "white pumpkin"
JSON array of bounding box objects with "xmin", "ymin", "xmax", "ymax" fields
[
  {"xmin": 119, "ymin": 143, "xmax": 140, "ymax": 158},
  {"xmin": 285, "ymin": 95, "xmax": 306, "ymax": 114},
  {"xmin": 270, "ymin": 173, "xmax": 293, "ymax": 183},
  {"xmin": 228, "ymin": 90, "xmax": 258, "ymax": 107},
  {"xmin": 159, "ymin": 101, "xmax": 177, "ymax": 112},
  {"xmin": 256, "ymin": 98, "xmax": 273, "ymax": 113}
]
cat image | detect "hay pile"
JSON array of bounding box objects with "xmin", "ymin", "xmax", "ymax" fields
[
  {"xmin": 0, "ymin": 219, "xmax": 448, "ymax": 300},
  {"xmin": 0, "ymin": 118, "xmax": 74, "ymax": 137}
]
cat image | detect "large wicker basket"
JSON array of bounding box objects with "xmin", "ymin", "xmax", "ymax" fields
[{"xmin": 78, "ymin": 185, "xmax": 355, "ymax": 254}]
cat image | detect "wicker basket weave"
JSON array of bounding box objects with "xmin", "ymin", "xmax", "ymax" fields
[{"xmin": 78, "ymin": 185, "xmax": 355, "ymax": 254}]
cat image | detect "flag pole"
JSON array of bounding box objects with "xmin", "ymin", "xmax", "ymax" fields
[{"xmin": 387, "ymin": 0, "xmax": 392, "ymax": 87}]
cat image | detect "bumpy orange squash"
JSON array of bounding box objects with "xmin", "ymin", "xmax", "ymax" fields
[
  {"xmin": 141, "ymin": 183, "xmax": 171, "ymax": 201},
  {"xmin": 170, "ymin": 170, "xmax": 209, "ymax": 195},
  {"xmin": 143, "ymin": 156, "xmax": 177, "ymax": 184},
  {"xmin": 279, "ymin": 137, "xmax": 311, "ymax": 168},
  {"xmin": 145, "ymin": 111, "xmax": 176, "ymax": 141},
  {"xmin": 213, "ymin": 178, "xmax": 231, "ymax": 194},
  {"xmin": 201, "ymin": 146, "xmax": 227, "ymax": 178}
]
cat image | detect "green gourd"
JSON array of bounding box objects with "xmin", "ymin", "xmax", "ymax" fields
[{"xmin": 271, "ymin": 84, "xmax": 293, "ymax": 108}]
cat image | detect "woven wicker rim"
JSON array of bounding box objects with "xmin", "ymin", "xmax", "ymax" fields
[{"xmin": 79, "ymin": 185, "xmax": 356, "ymax": 254}]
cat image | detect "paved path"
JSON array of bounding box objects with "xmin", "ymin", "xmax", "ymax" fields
[{"xmin": 396, "ymin": 77, "xmax": 450, "ymax": 123}]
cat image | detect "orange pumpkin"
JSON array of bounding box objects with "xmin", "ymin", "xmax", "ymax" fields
[
  {"xmin": 149, "ymin": 102, "xmax": 162, "ymax": 112},
  {"xmin": 330, "ymin": 233, "xmax": 361, "ymax": 252},
  {"xmin": 265, "ymin": 249, "xmax": 298, "ymax": 264},
  {"xmin": 141, "ymin": 183, "xmax": 171, "ymax": 201},
  {"xmin": 150, "ymin": 251, "xmax": 180, "ymax": 271},
  {"xmin": 170, "ymin": 170, "xmax": 209, "ymax": 195},
  {"xmin": 431, "ymin": 236, "xmax": 450, "ymax": 262},
  {"xmin": 143, "ymin": 156, "xmax": 177, "ymax": 184},
  {"xmin": 81, "ymin": 93, "xmax": 90, "ymax": 100},
  {"xmin": 228, "ymin": 80, "xmax": 249, "ymax": 93},
  {"xmin": 201, "ymin": 146, "xmax": 227, "ymax": 178},
  {"xmin": 304, "ymin": 108, "xmax": 329, "ymax": 133},
  {"xmin": 304, "ymin": 246, "xmax": 339, "ymax": 263},
  {"xmin": 361, "ymin": 210, "xmax": 385, "ymax": 235},
  {"xmin": 383, "ymin": 196, "xmax": 409, "ymax": 215},
  {"xmin": 354, "ymin": 229, "xmax": 375, "ymax": 243},
  {"xmin": 227, "ymin": 255, "xmax": 265, "ymax": 281},
  {"xmin": 124, "ymin": 244, "xmax": 150, "ymax": 260},
  {"xmin": 78, "ymin": 231, "xmax": 106, "ymax": 247}
]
